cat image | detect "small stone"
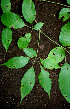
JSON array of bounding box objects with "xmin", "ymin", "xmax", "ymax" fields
[{"xmin": 0, "ymin": 59, "xmax": 2, "ymax": 62}]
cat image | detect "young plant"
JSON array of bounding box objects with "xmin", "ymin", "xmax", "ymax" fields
[{"xmin": 0, "ymin": 0, "xmax": 70, "ymax": 103}]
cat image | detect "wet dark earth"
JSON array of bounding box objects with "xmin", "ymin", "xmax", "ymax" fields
[{"xmin": 0, "ymin": 0, "xmax": 70, "ymax": 109}]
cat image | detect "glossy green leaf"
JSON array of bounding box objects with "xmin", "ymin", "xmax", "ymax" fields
[
  {"xmin": 34, "ymin": 22, "xmax": 44, "ymax": 31},
  {"xmin": 67, "ymin": 0, "xmax": 70, "ymax": 4},
  {"xmin": 38, "ymin": 66, "xmax": 51, "ymax": 98},
  {"xmin": 2, "ymin": 56, "xmax": 30, "ymax": 69},
  {"xmin": 48, "ymin": 47, "xmax": 65, "ymax": 63},
  {"xmin": 20, "ymin": 67, "xmax": 35, "ymax": 101},
  {"xmin": 59, "ymin": 22, "xmax": 70, "ymax": 46},
  {"xmin": 59, "ymin": 8, "xmax": 70, "ymax": 21},
  {"xmin": 1, "ymin": 12, "xmax": 25, "ymax": 29},
  {"xmin": 22, "ymin": 0, "xmax": 36, "ymax": 23},
  {"xmin": 1, "ymin": 28, "xmax": 12, "ymax": 52},
  {"xmin": 23, "ymin": 48, "xmax": 37, "ymax": 58},
  {"xmin": 17, "ymin": 33, "xmax": 31, "ymax": 49},
  {"xmin": 1, "ymin": 0, "xmax": 11, "ymax": 13},
  {"xmin": 59, "ymin": 63, "xmax": 70, "ymax": 103},
  {"xmin": 40, "ymin": 57, "xmax": 61, "ymax": 70}
]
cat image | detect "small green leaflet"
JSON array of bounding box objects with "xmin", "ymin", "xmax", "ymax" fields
[
  {"xmin": 67, "ymin": 0, "xmax": 70, "ymax": 4},
  {"xmin": 1, "ymin": 12, "xmax": 25, "ymax": 29},
  {"xmin": 22, "ymin": 0, "xmax": 36, "ymax": 23},
  {"xmin": 59, "ymin": 63, "xmax": 70, "ymax": 103},
  {"xmin": 40, "ymin": 57, "xmax": 61, "ymax": 70},
  {"xmin": 2, "ymin": 56, "xmax": 30, "ymax": 69},
  {"xmin": 38, "ymin": 66, "xmax": 51, "ymax": 98},
  {"xmin": 48, "ymin": 47, "xmax": 65, "ymax": 63},
  {"xmin": 59, "ymin": 8, "xmax": 70, "ymax": 21},
  {"xmin": 20, "ymin": 67, "xmax": 35, "ymax": 102},
  {"xmin": 17, "ymin": 33, "xmax": 31, "ymax": 49},
  {"xmin": 25, "ymin": 33, "xmax": 31, "ymax": 42},
  {"xmin": 1, "ymin": 0, "xmax": 11, "ymax": 13},
  {"xmin": 17, "ymin": 37, "xmax": 29, "ymax": 49},
  {"xmin": 34, "ymin": 22, "xmax": 44, "ymax": 31},
  {"xmin": 1, "ymin": 28, "xmax": 12, "ymax": 52},
  {"xmin": 59, "ymin": 22, "xmax": 70, "ymax": 46},
  {"xmin": 23, "ymin": 48, "xmax": 37, "ymax": 58}
]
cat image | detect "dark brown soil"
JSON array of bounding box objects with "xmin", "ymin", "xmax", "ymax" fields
[{"xmin": 0, "ymin": 0, "xmax": 70, "ymax": 109}]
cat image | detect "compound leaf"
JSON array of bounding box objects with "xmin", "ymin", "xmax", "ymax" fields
[
  {"xmin": 59, "ymin": 63, "xmax": 70, "ymax": 103},
  {"xmin": 1, "ymin": 12, "xmax": 25, "ymax": 29},
  {"xmin": 38, "ymin": 66, "xmax": 51, "ymax": 98},
  {"xmin": 59, "ymin": 22, "xmax": 70, "ymax": 46},
  {"xmin": 23, "ymin": 48, "xmax": 37, "ymax": 58},
  {"xmin": 40, "ymin": 57, "xmax": 61, "ymax": 70},
  {"xmin": 1, "ymin": 0, "xmax": 11, "ymax": 13},
  {"xmin": 2, "ymin": 56, "xmax": 30, "ymax": 69},
  {"xmin": 34, "ymin": 22, "xmax": 44, "ymax": 31},
  {"xmin": 17, "ymin": 33, "xmax": 31, "ymax": 49},
  {"xmin": 22, "ymin": 0, "xmax": 36, "ymax": 23},
  {"xmin": 67, "ymin": 0, "xmax": 70, "ymax": 4},
  {"xmin": 1, "ymin": 28, "xmax": 12, "ymax": 52},
  {"xmin": 59, "ymin": 8, "xmax": 70, "ymax": 21},
  {"xmin": 48, "ymin": 47, "xmax": 65, "ymax": 63},
  {"xmin": 21, "ymin": 66, "xmax": 35, "ymax": 102}
]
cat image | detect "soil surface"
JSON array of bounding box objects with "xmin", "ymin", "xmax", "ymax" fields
[{"xmin": 0, "ymin": 0, "xmax": 70, "ymax": 109}]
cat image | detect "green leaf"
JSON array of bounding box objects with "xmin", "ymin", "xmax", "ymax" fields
[
  {"xmin": 22, "ymin": 0, "xmax": 36, "ymax": 23},
  {"xmin": 25, "ymin": 33, "xmax": 31, "ymax": 42},
  {"xmin": 59, "ymin": 8, "xmax": 70, "ymax": 21},
  {"xmin": 67, "ymin": 0, "xmax": 70, "ymax": 4},
  {"xmin": 20, "ymin": 67, "xmax": 35, "ymax": 102},
  {"xmin": 1, "ymin": 28, "xmax": 12, "ymax": 52},
  {"xmin": 59, "ymin": 22, "xmax": 70, "ymax": 46},
  {"xmin": 38, "ymin": 66, "xmax": 51, "ymax": 98},
  {"xmin": 1, "ymin": 0, "xmax": 11, "ymax": 13},
  {"xmin": 23, "ymin": 48, "xmax": 37, "ymax": 58},
  {"xmin": 40, "ymin": 57, "xmax": 61, "ymax": 70},
  {"xmin": 48, "ymin": 47, "xmax": 65, "ymax": 63},
  {"xmin": 59, "ymin": 63, "xmax": 70, "ymax": 103},
  {"xmin": 1, "ymin": 12, "xmax": 25, "ymax": 29},
  {"xmin": 34, "ymin": 22, "xmax": 44, "ymax": 31},
  {"xmin": 17, "ymin": 33, "xmax": 31, "ymax": 49},
  {"xmin": 17, "ymin": 37, "xmax": 29, "ymax": 49},
  {"xmin": 2, "ymin": 56, "xmax": 30, "ymax": 69}
]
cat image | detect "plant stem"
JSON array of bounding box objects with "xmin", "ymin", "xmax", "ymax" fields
[
  {"xmin": 67, "ymin": 47, "xmax": 70, "ymax": 48},
  {"xmin": 65, "ymin": 56, "xmax": 67, "ymax": 63},
  {"xmin": 36, "ymin": 30, "xmax": 41, "ymax": 55},
  {"xmin": 40, "ymin": 0, "xmax": 70, "ymax": 8},
  {"xmin": 25, "ymin": 25, "xmax": 70, "ymax": 55},
  {"xmin": 25, "ymin": 24, "xmax": 61, "ymax": 47},
  {"xmin": 41, "ymin": 31, "xmax": 70, "ymax": 55},
  {"xmin": 35, "ymin": 20, "xmax": 37, "ymax": 23},
  {"xmin": 66, "ymin": 50, "xmax": 70, "ymax": 55},
  {"xmin": 25, "ymin": 25, "xmax": 32, "ymax": 29},
  {"xmin": 40, "ymin": 30, "xmax": 61, "ymax": 47}
]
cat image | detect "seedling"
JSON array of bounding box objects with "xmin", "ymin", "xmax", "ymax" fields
[{"xmin": 0, "ymin": 0, "xmax": 70, "ymax": 103}]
